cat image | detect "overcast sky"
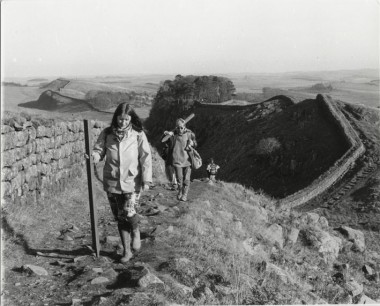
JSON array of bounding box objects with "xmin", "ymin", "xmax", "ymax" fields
[{"xmin": 1, "ymin": 0, "xmax": 379, "ymax": 78}]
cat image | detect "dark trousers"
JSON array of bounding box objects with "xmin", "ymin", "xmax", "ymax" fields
[{"xmin": 174, "ymin": 166, "xmax": 191, "ymax": 188}]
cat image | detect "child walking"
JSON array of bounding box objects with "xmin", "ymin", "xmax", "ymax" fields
[
  {"xmin": 91, "ymin": 103, "xmax": 152, "ymax": 263},
  {"xmin": 206, "ymin": 158, "xmax": 220, "ymax": 182}
]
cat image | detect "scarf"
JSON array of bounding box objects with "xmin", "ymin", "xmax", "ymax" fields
[{"xmin": 112, "ymin": 125, "xmax": 132, "ymax": 142}]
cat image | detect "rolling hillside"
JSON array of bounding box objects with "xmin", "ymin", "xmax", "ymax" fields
[{"xmin": 147, "ymin": 95, "xmax": 352, "ymax": 199}]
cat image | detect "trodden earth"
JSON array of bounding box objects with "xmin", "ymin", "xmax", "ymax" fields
[{"xmin": 2, "ymin": 177, "xmax": 215, "ymax": 306}]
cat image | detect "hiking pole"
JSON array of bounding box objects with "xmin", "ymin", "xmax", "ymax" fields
[
  {"xmin": 161, "ymin": 113, "xmax": 195, "ymax": 142},
  {"xmin": 84, "ymin": 120, "xmax": 100, "ymax": 257}
]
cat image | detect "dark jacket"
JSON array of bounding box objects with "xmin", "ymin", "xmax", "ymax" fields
[{"xmin": 162, "ymin": 129, "xmax": 197, "ymax": 167}]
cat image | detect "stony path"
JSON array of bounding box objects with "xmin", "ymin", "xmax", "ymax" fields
[{"xmin": 2, "ymin": 182, "xmax": 198, "ymax": 306}]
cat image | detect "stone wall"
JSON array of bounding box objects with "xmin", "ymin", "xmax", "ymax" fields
[
  {"xmin": 277, "ymin": 94, "xmax": 365, "ymax": 208},
  {"xmin": 1, "ymin": 116, "xmax": 106, "ymax": 207}
]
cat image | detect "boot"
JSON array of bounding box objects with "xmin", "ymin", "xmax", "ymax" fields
[
  {"xmin": 131, "ymin": 227, "xmax": 141, "ymax": 251},
  {"xmin": 177, "ymin": 185, "xmax": 183, "ymax": 200},
  {"xmin": 180, "ymin": 185, "xmax": 189, "ymax": 202},
  {"xmin": 118, "ymin": 224, "xmax": 133, "ymax": 263}
]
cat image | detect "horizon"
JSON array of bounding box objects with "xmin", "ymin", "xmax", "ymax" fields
[
  {"xmin": 3, "ymin": 67, "xmax": 379, "ymax": 82},
  {"xmin": 1, "ymin": 0, "xmax": 379, "ymax": 78}
]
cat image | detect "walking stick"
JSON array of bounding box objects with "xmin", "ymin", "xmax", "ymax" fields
[{"xmin": 84, "ymin": 120, "xmax": 100, "ymax": 257}]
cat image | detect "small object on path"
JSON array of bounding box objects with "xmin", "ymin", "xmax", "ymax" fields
[
  {"xmin": 91, "ymin": 276, "xmax": 110, "ymax": 285},
  {"xmin": 22, "ymin": 264, "xmax": 48, "ymax": 276}
]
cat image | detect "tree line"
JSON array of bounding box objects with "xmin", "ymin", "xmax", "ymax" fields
[{"xmin": 145, "ymin": 74, "xmax": 236, "ymax": 141}]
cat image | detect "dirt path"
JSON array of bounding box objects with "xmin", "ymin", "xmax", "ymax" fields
[{"xmin": 2, "ymin": 178, "xmax": 206, "ymax": 306}]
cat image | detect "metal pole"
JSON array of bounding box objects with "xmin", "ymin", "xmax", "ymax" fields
[{"xmin": 84, "ymin": 120, "xmax": 100, "ymax": 257}]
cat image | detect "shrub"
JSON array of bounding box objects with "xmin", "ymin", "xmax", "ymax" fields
[{"xmin": 255, "ymin": 137, "xmax": 281, "ymax": 155}]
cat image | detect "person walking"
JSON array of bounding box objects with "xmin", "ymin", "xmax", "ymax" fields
[
  {"xmin": 160, "ymin": 134, "xmax": 178, "ymax": 190},
  {"xmin": 162, "ymin": 118, "xmax": 197, "ymax": 201},
  {"xmin": 206, "ymin": 158, "xmax": 220, "ymax": 182},
  {"xmin": 90, "ymin": 102, "xmax": 152, "ymax": 263}
]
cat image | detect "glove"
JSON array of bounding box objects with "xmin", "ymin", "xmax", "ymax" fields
[
  {"xmin": 164, "ymin": 131, "xmax": 174, "ymax": 136},
  {"xmin": 92, "ymin": 153, "xmax": 101, "ymax": 164}
]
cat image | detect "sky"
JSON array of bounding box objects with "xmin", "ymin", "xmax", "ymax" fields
[{"xmin": 1, "ymin": 0, "xmax": 379, "ymax": 78}]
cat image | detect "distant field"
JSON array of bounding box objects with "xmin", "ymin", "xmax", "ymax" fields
[
  {"xmin": 230, "ymin": 70, "xmax": 379, "ymax": 108},
  {"xmin": 2, "ymin": 69, "xmax": 378, "ymax": 122},
  {"xmin": 1, "ymin": 85, "xmax": 42, "ymax": 113}
]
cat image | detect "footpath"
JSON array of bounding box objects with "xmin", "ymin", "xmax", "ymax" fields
[{"xmin": 2, "ymin": 179, "xmax": 215, "ymax": 306}]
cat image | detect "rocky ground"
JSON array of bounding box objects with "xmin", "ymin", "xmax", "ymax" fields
[
  {"xmin": 2, "ymin": 181, "xmax": 201, "ymax": 306},
  {"xmin": 3, "ymin": 175, "xmax": 380, "ymax": 305}
]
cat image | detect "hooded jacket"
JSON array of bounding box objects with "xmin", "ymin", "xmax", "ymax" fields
[{"xmin": 93, "ymin": 127, "xmax": 152, "ymax": 193}]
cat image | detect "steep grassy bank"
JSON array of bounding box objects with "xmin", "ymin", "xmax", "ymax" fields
[{"xmin": 146, "ymin": 95, "xmax": 349, "ymax": 198}]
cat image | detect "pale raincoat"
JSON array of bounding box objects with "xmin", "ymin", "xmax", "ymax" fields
[{"xmin": 93, "ymin": 127, "xmax": 152, "ymax": 194}]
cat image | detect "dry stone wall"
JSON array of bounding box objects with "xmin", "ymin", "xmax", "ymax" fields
[
  {"xmin": 277, "ymin": 94, "xmax": 365, "ymax": 208},
  {"xmin": 1, "ymin": 117, "xmax": 107, "ymax": 207},
  {"xmin": 194, "ymin": 93, "xmax": 364, "ymax": 209}
]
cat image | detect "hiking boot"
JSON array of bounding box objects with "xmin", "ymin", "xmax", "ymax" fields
[
  {"xmin": 131, "ymin": 228, "xmax": 141, "ymax": 251},
  {"xmin": 120, "ymin": 250, "xmax": 133, "ymax": 263},
  {"xmin": 177, "ymin": 187, "xmax": 183, "ymax": 200},
  {"xmin": 118, "ymin": 226, "xmax": 133, "ymax": 263},
  {"xmin": 180, "ymin": 186, "xmax": 189, "ymax": 202}
]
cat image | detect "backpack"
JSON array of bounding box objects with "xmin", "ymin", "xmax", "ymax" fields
[{"xmin": 188, "ymin": 148, "xmax": 202, "ymax": 170}]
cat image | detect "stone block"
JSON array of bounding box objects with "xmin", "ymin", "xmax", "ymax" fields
[
  {"xmin": 2, "ymin": 166, "xmax": 17, "ymax": 182},
  {"xmin": 29, "ymin": 154, "xmax": 37, "ymax": 165},
  {"xmin": 2, "ymin": 131, "xmax": 16, "ymax": 150},
  {"xmin": 35, "ymin": 138, "xmax": 45, "ymax": 153},
  {"xmin": 16, "ymin": 130, "xmax": 29, "ymax": 147},
  {"xmin": 54, "ymin": 135, "xmax": 62, "ymax": 148},
  {"xmin": 51, "ymin": 148, "xmax": 62, "ymax": 160},
  {"xmin": 21, "ymin": 183, "xmax": 29, "ymax": 196},
  {"xmin": 2, "ymin": 149, "xmax": 16, "ymax": 167},
  {"xmin": 1, "ymin": 181, "xmax": 12, "ymax": 198},
  {"xmin": 26, "ymin": 141, "xmax": 36, "ymax": 155},
  {"xmin": 58, "ymin": 159, "xmax": 64, "ymax": 169},
  {"xmin": 27, "ymin": 126, "xmax": 36, "ymax": 141},
  {"xmin": 51, "ymin": 161, "xmax": 58, "ymax": 172},
  {"xmin": 28, "ymin": 176, "xmax": 39, "ymax": 190},
  {"xmin": 36, "ymin": 125, "xmax": 47, "ymax": 138},
  {"xmin": 20, "ymin": 157, "xmax": 32, "ymax": 170},
  {"xmin": 47, "ymin": 137, "xmax": 55, "ymax": 149},
  {"xmin": 1, "ymin": 124, "xmax": 14, "ymax": 134},
  {"xmin": 25, "ymin": 165, "xmax": 38, "ymax": 182},
  {"xmin": 15, "ymin": 147, "xmax": 28, "ymax": 161},
  {"xmin": 11, "ymin": 172, "xmax": 25, "ymax": 190},
  {"xmin": 286, "ymin": 227, "xmax": 299, "ymax": 245},
  {"xmin": 40, "ymin": 151, "xmax": 52, "ymax": 164}
]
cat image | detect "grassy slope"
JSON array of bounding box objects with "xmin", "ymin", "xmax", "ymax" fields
[
  {"xmin": 3, "ymin": 156, "xmax": 380, "ymax": 304},
  {"xmin": 188, "ymin": 98, "xmax": 349, "ymax": 198},
  {"xmin": 2, "ymin": 103, "xmax": 380, "ymax": 304}
]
